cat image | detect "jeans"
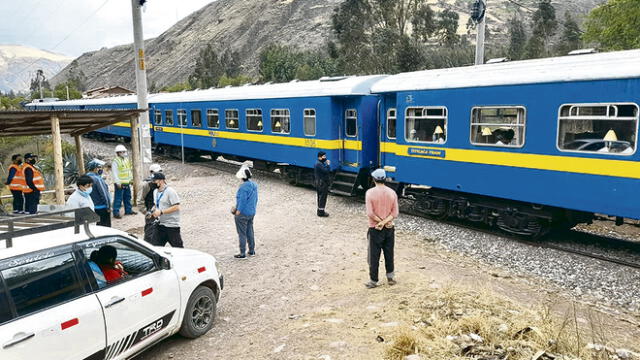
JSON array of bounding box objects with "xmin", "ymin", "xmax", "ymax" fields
[
  {"xmin": 10, "ymin": 190, "xmax": 24, "ymax": 213},
  {"xmin": 113, "ymin": 184, "xmax": 132, "ymax": 215},
  {"xmin": 234, "ymin": 214, "xmax": 255, "ymax": 255},
  {"xmin": 95, "ymin": 208, "xmax": 111, "ymax": 227},
  {"xmin": 367, "ymin": 227, "xmax": 395, "ymax": 282},
  {"xmin": 24, "ymin": 191, "xmax": 40, "ymax": 214}
]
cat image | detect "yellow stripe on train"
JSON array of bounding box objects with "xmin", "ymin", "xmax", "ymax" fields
[{"xmin": 380, "ymin": 142, "xmax": 640, "ymax": 179}]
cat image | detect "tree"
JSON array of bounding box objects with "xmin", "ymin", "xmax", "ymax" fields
[
  {"xmin": 188, "ymin": 45, "xmax": 241, "ymax": 89},
  {"xmin": 437, "ymin": 9, "xmax": 460, "ymax": 46},
  {"xmin": 555, "ymin": 12, "xmax": 582, "ymax": 55},
  {"xmin": 525, "ymin": 0, "xmax": 558, "ymax": 58},
  {"xmin": 508, "ymin": 16, "xmax": 527, "ymax": 60},
  {"xmin": 412, "ymin": 3, "xmax": 437, "ymax": 43},
  {"xmin": 53, "ymin": 82, "xmax": 82, "ymax": 100},
  {"xmin": 259, "ymin": 44, "xmax": 338, "ymax": 83},
  {"xmin": 583, "ymin": 0, "xmax": 640, "ymax": 50}
]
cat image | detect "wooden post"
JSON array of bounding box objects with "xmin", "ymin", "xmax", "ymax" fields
[
  {"xmin": 129, "ymin": 115, "xmax": 142, "ymax": 206},
  {"xmin": 50, "ymin": 115, "xmax": 65, "ymax": 205},
  {"xmin": 74, "ymin": 135, "xmax": 85, "ymax": 175}
]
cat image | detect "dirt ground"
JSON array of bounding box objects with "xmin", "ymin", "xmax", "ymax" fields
[{"xmin": 108, "ymin": 162, "xmax": 640, "ymax": 360}]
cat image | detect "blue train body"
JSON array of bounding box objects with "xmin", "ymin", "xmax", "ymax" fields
[{"xmin": 26, "ymin": 50, "xmax": 640, "ymax": 234}]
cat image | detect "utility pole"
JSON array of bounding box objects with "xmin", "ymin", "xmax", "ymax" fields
[
  {"xmin": 130, "ymin": 0, "xmax": 152, "ymax": 179},
  {"xmin": 37, "ymin": 69, "xmax": 44, "ymax": 99},
  {"xmin": 472, "ymin": 0, "xmax": 487, "ymax": 65}
]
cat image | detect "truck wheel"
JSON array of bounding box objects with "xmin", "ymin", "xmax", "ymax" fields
[{"xmin": 179, "ymin": 286, "xmax": 217, "ymax": 338}]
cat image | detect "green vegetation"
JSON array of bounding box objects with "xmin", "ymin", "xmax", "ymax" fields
[
  {"xmin": 259, "ymin": 44, "xmax": 338, "ymax": 83},
  {"xmin": 583, "ymin": 0, "xmax": 640, "ymax": 50},
  {"xmin": 0, "ymin": 91, "xmax": 26, "ymax": 110},
  {"xmin": 188, "ymin": 45, "xmax": 242, "ymax": 89}
]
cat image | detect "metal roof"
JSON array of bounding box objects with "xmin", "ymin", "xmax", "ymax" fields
[
  {"xmin": 0, "ymin": 109, "xmax": 144, "ymax": 137},
  {"xmin": 371, "ymin": 49, "xmax": 640, "ymax": 93}
]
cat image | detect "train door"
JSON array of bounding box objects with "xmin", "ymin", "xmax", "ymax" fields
[
  {"xmin": 342, "ymin": 104, "xmax": 360, "ymax": 168},
  {"xmin": 379, "ymin": 95, "xmax": 398, "ymax": 174}
]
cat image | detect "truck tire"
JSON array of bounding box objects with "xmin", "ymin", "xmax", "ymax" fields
[{"xmin": 179, "ymin": 285, "xmax": 217, "ymax": 338}]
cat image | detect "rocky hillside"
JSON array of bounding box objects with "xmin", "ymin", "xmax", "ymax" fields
[
  {"xmin": 53, "ymin": 0, "xmax": 606, "ymax": 90},
  {"xmin": 0, "ymin": 45, "xmax": 72, "ymax": 93}
]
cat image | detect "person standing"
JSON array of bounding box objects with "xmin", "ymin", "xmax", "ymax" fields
[
  {"xmin": 86, "ymin": 159, "xmax": 112, "ymax": 227},
  {"xmin": 5, "ymin": 154, "xmax": 25, "ymax": 214},
  {"xmin": 364, "ymin": 169, "xmax": 399, "ymax": 289},
  {"xmin": 232, "ymin": 164, "xmax": 258, "ymax": 259},
  {"xmin": 66, "ymin": 175, "xmax": 95, "ymax": 211},
  {"xmin": 22, "ymin": 153, "xmax": 45, "ymax": 214},
  {"xmin": 112, "ymin": 144, "xmax": 136, "ymax": 219},
  {"xmin": 314, "ymin": 151, "xmax": 331, "ymax": 217},
  {"xmin": 141, "ymin": 164, "xmax": 162, "ymax": 243},
  {"xmin": 150, "ymin": 172, "xmax": 183, "ymax": 248}
]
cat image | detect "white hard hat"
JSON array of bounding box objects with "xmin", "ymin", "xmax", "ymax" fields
[
  {"xmin": 149, "ymin": 164, "xmax": 162, "ymax": 173},
  {"xmin": 115, "ymin": 144, "xmax": 127, "ymax": 153}
]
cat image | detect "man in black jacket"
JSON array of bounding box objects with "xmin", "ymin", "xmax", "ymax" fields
[{"xmin": 314, "ymin": 151, "xmax": 331, "ymax": 217}]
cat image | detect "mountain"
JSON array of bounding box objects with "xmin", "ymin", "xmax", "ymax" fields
[
  {"xmin": 52, "ymin": 0, "xmax": 606, "ymax": 91},
  {"xmin": 0, "ymin": 45, "xmax": 72, "ymax": 93}
]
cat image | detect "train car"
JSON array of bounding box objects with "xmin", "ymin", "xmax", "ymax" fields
[
  {"xmin": 372, "ymin": 50, "xmax": 640, "ymax": 236},
  {"xmin": 148, "ymin": 76, "xmax": 385, "ymax": 190},
  {"xmin": 26, "ymin": 95, "xmax": 144, "ymax": 141}
]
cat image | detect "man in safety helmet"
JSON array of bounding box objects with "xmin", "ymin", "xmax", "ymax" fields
[
  {"xmin": 111, "ymin": 144, "xmax": 136, "ymax": 219},
  {"xmin": 22, "ymin": 153, "xmax": 45, "ymax": 214},
  {"xmin": 5, "ymin": 154, "xmax": 25, "ymax": 214}
]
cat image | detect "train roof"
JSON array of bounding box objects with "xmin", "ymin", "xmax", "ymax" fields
[
  {"xmin": 371, "ymin": 49, "xmax": 640, "ymax": 93},
  {"xmin": 27, "ymin": 75, "xmax": 387, "ymax": 108}
]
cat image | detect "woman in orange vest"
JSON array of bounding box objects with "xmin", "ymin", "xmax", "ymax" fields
[
  {"xmin": 22, "ymin": 153, "xmax": 45, "ymax": 214},
  {"xmin": 5, "ymin": 154, "xmax": 26, "ymax": 214}
]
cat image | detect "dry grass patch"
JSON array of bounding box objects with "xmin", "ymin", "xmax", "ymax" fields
[{"xmin": 385, "ymin": 285, "xmax": 639, "ymax": 360}]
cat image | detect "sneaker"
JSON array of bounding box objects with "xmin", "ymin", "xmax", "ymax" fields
[
  {"xmin": 234, "ymin": 254, "xmax": 247, "ymax": 259},
  {"xmin": 114, "ymin": 214, "xmax": 122, "ymax": 219},
  {"xmin": 317, "ymin": 212, "xmax": 330, "ymax": 217},
  {"xmin": 125, "ymin": 211, "xmax": 138, "ymax": 215},
  {"xmin": 365, "ymin": 281, "xmax": 378, "ymax": 289},
  {"xmin": 387, "ymin": 278, "xmax": 397, "ymax": 286},
  {"xmin": 248, "ymin": 251, "xmax": 256, "ymax": 256}
]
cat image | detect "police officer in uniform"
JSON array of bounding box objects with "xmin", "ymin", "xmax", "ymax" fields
[
  {"xmin": 111, "ymin": 144, "xmax": 137, "ymax": 219},
  {"xmin": 22, "ymin": 153, "xmax": 45, "ymax": 214},
  {"xmin": 314, "ymin": 151, "xmax": 331, "ymax": 217},
  {"xmin": 5, "ymin": 154, "xmax": 25, "ymax": 214}
]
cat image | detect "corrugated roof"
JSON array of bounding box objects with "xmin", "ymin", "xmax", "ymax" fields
[{"xmin": 371, "ymin": 49, "xmax": 640, "ymax": 93}]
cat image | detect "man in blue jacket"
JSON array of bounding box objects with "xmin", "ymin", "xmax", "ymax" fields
[
  {"xmin": 232, "ymin": 164, "xmax": 258, "ymax": 259},
  {"xmin": 86, "ymin": 159, "xmax": 112, "ymax": 227}
]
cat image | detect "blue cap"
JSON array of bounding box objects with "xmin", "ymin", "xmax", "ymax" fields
[{"xmin": 371, "ymin": 168, "xmax": 386, "ymax": 180}]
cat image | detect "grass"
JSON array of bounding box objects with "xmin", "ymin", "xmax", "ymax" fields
[{"xmin": 385, "ymin": 285, "xmax": 636, "ymax": 360}]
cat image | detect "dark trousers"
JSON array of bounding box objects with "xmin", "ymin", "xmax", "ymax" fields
[
  {"xmin": 367, "ymin": 227, "xmax": 395, "ymax": 282},
  {"xmin": 144, "ymin": 216, "xmax": 157, "ymax": 244},
  {"xmin": 316, "ymin": 181, "xmax": 329, "ymax": 212},
  {"xmin": 153, "ymin": 225, "xmax": 184, "ymax": 248},
  {"xmin": 234, "ymin": 214, "xmax": 255, "ymax": 255},
  {"xmin": 95, "ymin": 208, "xmax": 112, "ymax": 227},
  {"xmin": 24, "ymin": 191, "xmax": 40, "ymax": 214},
  {"xmin": 10, "ymin": 190, "xmax": 24, "ymax": 213},
  {"xmin": 113, "ymin": 184, "xmax": 133, "ymax": 215}
]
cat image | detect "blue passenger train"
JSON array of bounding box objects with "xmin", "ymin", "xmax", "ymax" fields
[{"xmin": 27, "ymin": 50, "xmax": 640, "ymax": 236}]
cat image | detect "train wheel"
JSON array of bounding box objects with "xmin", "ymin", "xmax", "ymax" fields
[
  {"xmin": 413, "ymin": 197, "xmax": 449, "ymax": 220},
  {"xmin": 497, "ymin": 211, "xmax": 549, "ymax": 237}
]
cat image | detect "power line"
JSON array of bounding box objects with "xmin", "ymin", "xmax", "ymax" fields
[
  {"xmin": 8, "ymin": 0, "xmax": 112, "ymax": 85},
  {"xmin": 505, "ymin": 0, "xmax": 534, "ymax": 12}
]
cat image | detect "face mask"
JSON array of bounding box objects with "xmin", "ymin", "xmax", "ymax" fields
[
  {"xmin": 97, "ymin": 169, "xmax": 104, "ymax": 175},
  {"xmin": 28, "ymin": 159, "xmax": 36, "ymax": 165},
  {"xmin": 16, "ymin": 160, "xmax": 22, "ymax": 165},
  {"xmin": 320, "ymin": 158, "xmax": 327, "ymax": 163},
  {"xmin": 81, "ymin": 187, "xmax": 93, "ymax": 196}
]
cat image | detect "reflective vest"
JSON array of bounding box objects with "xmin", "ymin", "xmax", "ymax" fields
[
  {"xmin": 7, "ymin": 164, "xmax": 26, "ymax": 191},
  {"xmin": 114, "ymin": 157, "xmax": 133, "ymax": 184},
  {"xmin": 22, "ymin": 163, "xmax": 45, "ymax": 193}
]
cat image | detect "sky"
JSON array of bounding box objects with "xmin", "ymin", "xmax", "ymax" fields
[{"xmin": 0, "ymin": 0, "xmax": 216, "ymax": 57}]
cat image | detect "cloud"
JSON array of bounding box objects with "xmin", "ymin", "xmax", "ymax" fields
[{"xmin": 0, "ymin": 0, "xmax": 215, "ymax": 57}]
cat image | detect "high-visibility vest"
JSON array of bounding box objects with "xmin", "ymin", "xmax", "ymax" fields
[
  {"xmin": 22, "ymin": 163, "xmax": 45, "ymax": 193},
  {"xmin": 7, "ymin": 164, "xmax": 26, "ymax": 191},
  {"xmin": 114, "ymin": 157, "xmax": 133, "ymax": 184}
]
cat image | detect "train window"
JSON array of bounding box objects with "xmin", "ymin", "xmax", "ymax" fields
[
  {"xmin": 304, "ymin": 109, "xmax": 316, "ymax": 136},
  {"xmin": 207, "ymin": 109, "xmax": 220, "ymax": 128},
  {"xmin": 405, "ymin": 107, "xmax": 447, "ymax": 143},
  {"xmin": 271, "ymin": 109, "xmax": 290, "ymax": 134},
  {"xmin": 470, "ymin": 107, "xmax": 526, "ymax": 147},
  {"xmin": 191, "ymin": 110, "xmax": 202, "ymax": 128},
  {"xmin": 246, "ymin": 109, "xmax": 263, "ymax": 132},
  {"xmin": 154, "ymin": 110, "xmax": 162, "ymax": 125},
  {"xmin": 557, "ymin": 103, "xmax": 638, "ymax": 155},
  {"xmin": 345, "ymin": 109, "xmax": 357, "ymax": 137},
  {"xmin": 225, "ymin": 109, "xmax": 239, "ymax": 130},
  {"xmin": 387, "ymin": 108, "xmax": 397, "ymax": 139},
  {"xmin": 165, "ymin": 110, "xmax": 174, "ymax": 126},
  {"xmin": 177, "ymin": 110, "xmax": 187, "ymax": 127}
]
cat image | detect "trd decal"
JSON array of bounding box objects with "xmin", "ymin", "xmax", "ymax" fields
[{"xmin": 104, "ymin": 310, "xmax": 175, "ymax": 359}]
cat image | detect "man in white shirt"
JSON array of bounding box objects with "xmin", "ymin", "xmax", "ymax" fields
[{"xmin": 66, "ymin": 175, "xmax": 95, "ymax": 211}]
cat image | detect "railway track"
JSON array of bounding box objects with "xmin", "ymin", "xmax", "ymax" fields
[{"xmin": 179, "ymin": 155, "xmax": 640, "ymax": 270}]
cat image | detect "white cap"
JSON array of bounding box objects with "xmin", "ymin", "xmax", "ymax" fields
[
  {"xmin": 235, "ymin": 164, "xmax": 252, "ymax": 180},
  {"xmin": 115, "ymin": 144, "xmax": 127, "ymax": 153},
  {"xmin": 371, "ymin": 168, "xmax": 386, "ymax": 180},
  {"xmin": 149, "ymin": 164, "xmax": 162, "ymax": 173}
]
